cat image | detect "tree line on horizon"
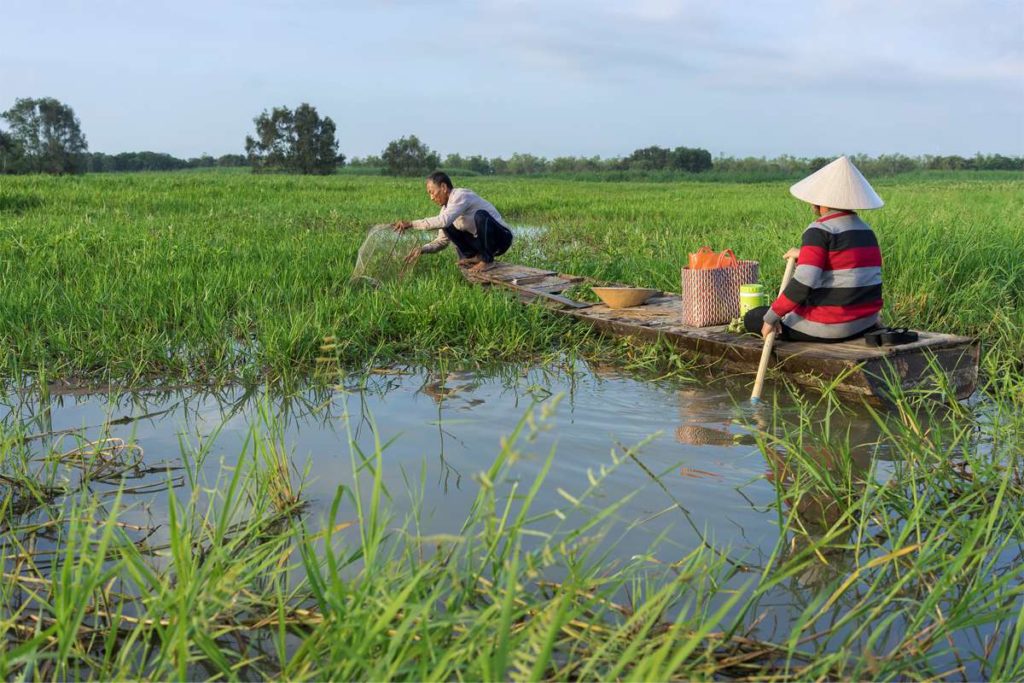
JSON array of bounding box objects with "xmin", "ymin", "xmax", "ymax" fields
[{"xmin": 2, "ymin": 96, "xmax": 1022, "ymax": 178}]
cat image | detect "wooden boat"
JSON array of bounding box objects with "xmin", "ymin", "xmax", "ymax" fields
[{"xmin": 465, "ymin": 263, "xmax": 980, "ymax": 403}]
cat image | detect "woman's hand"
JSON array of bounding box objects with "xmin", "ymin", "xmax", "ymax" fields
[
  {"xmin": 761, "ymin": 320, "xmax": 781, "ymax": 338},
  {"xmin": 783, "ymin": 247, "xmax": 800, "ymax": 261}
]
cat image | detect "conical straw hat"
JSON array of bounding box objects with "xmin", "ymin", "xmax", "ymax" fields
[{"xmin": 789, "ymin": 156, "xmax": 884, "ymax": 210}]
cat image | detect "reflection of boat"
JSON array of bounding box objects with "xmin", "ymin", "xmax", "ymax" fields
[
  {"xmin": 674, "ymin": 387, "xmax": 749, "ymax": 447},
  {"xmin": 674, "ymin": 424, "xmax": 739, "ymax": 447},
  {"xmin": 465, "ymin": 263, "xmax": 980, "ymax": 404},
  {"xmin": 419, "ymin": 372, "xmax": 482, "ymax": 405}
]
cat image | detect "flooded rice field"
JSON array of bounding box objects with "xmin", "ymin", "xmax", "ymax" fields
[
  {"xmin": 9, "ymin": 363, "xmax": 889, "ymax": 558},
  {"xmin": 2, "ymin": 360, "xmax": 1017, "ymax": 678},
  {"xmin": 4, "ymin": 370, "xmax": 930, "ymax": 587}
]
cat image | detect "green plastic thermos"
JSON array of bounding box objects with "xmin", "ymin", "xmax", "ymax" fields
[{"xmin": 739, "ymin": 283, "xmax": 766, "ymax": 315}]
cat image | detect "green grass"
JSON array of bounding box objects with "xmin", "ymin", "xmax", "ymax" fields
[
  {"xmin": 0, "ymin": 171, "xmax": 1021, "ymax": 389},
  {"xmin": 0, "ymin": 371, "xmax": 1021, "ymax": 680},
  {"xmin": 0, "ymin": 170, "xmax": 1022, "ymax": 678}
]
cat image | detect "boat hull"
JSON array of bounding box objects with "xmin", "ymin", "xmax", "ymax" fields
[{"xmin": 466, "ymin": 264, "xmax": 980, "ymax": 404}]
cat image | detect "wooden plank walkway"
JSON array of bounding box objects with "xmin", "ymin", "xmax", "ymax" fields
[{"xmin": 465, "ymin": 263, "xmax": 980, "ymax": 403}]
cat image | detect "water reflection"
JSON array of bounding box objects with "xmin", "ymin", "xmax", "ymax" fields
[
  {"xmin": 675, "ymin": 386, "xmax": 753, "ymax": 448},
  {"xmin": 9, "ymin": 370, "xmax": 964, "ymax": 584},
  {"xmin": 764, "ymin": 439, "xmax": 867, "ymax": 588},
  {"xmin": 2, "ymin": 362, "xmax": 904, "ymax": 565},
  {"xmin": 2, "ymin": 360, "xmax": 1009, "ymax": 671}
]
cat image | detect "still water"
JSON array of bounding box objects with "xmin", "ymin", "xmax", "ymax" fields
[
  {"xmin": 6, "ymin": 362, "xmax": 894, "ymax": 569},
  {"xmin": 4, "ymin": 361, "xmax": 1009, "ymax": 672}
]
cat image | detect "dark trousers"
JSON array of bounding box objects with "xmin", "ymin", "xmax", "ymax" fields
[
  {"xmin": 743, "ymin": 306, "xmax": 876, "ymax": 343},
  {"xmin": 443, "ymin": 209, "xmax": 513, "ymax": 263}
]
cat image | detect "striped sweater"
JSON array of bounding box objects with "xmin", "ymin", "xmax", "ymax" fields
[{"xmin": 763, "ymin": 210, "xmax": 882, "ymax": 339}]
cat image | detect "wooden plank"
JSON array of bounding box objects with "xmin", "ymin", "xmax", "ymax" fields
[
  {"xmin": 465, "ymin": 263, "xmax": 558, "ymax": 285},
  {"xmin": 510, "ymin": 275, "xmax": 580, "ymax": 293},
  {"xmin": 463, "ymin": 264, "xmax": 591, "ymax": 308},
  {"xmin": 461, "ymin": 262, "xmax": 980, "ymax": 402},
  {"xmin": 518, "ymin": 290, "xmax": 594, "ymax": 309},
  {"xmin": 506, "ymin": 273, "xmax": 562, "ymax": 286}
]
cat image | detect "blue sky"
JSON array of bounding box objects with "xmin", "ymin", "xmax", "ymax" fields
[{"xmin": 2, "ymin": 0, "xmax": 1022, "ymax": 159}]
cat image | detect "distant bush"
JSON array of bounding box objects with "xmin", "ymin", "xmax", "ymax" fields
[
  {"xmin": 624, "ymin": 146, "xmax": 712, "ymax": 173},
  {"xmin": 87, "ymin": 151, "xmax": 249, "ymax": 173},
  {"xmin": 77, "ymin": 149, "xmax": 1024, "ymax": 178},
  {"xmin": 347, "ymin": 154, "xmax": 383, "ymax": 169},
  {"xmin": 336, "ymin": 165, "xmax": 385, "ymax": 176},
  {"xmin": 443, "ymin": 154, "xmax": 494, "ymax": 175}
]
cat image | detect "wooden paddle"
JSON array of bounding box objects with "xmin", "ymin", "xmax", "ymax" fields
[{"xmin": 751, "ymin": 255, "xmax": 798, "ymax": 403}]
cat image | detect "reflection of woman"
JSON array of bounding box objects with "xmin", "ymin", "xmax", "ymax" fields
[
  {"xmin": 745, "ymin": 156, "xmax": 884, "ymax": 343},
  {"xmin": 763, "ymin": 443, "xmax": 860, "ymax": 587}
]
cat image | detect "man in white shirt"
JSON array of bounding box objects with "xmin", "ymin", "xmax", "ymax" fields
[{"xmin": 393, "ymin": 171, "xmax": 513, "ymax": 272}]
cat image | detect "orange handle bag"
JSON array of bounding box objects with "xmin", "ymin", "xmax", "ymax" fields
[{"xmin": 688, "ymin": 247, "xmax": 738, "ymax": 269}]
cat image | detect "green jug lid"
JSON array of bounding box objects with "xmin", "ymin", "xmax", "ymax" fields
[{"xmin": 740, "ymin": 284, "xmax": 764, "ymax": 293}]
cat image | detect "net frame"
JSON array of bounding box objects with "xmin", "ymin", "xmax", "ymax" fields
[{"xmin": 350, "ymin": 224, "xmax": 424, "ymax": 287}]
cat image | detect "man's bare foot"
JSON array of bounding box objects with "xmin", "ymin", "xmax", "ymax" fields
[
  {"xmin": 469, "ymin": 261, "xmax": 494, "ymax": 272},
  {"xmin": 458, "ymin": 256, "xmax": 482, "ymax": 268}
]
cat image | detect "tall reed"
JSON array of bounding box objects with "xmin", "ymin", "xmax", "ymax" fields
[
  {"xmin": 0, "ymin": 171, "xmax": 1020, "ymax": 389},
  {"xmin": 1, "ymin": 369, "xmax": 1020, "ymax": 679}
]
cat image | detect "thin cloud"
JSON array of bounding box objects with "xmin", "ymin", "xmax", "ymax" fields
[
  {"xmin": 481, "ymin": 1, "xmax": 1023, "ymax": 94},
  {"xmin": 2, "ymin": 0, "xmax": 1020, "ymax": 157}
]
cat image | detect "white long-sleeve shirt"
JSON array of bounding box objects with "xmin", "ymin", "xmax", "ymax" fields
[{"xmin": 411, "ymin": 188, "xmax": 505, "ymax": 254}]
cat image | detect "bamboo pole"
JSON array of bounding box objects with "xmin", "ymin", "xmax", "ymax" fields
[{"xmin": 751, "ymin": 255, "xmax": 798, "ymax": 403}]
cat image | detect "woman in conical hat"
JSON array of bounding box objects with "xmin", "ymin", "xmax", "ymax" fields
[{"xmin": 743, "ymin": 156, "xmax": 884, "ymax": 342}]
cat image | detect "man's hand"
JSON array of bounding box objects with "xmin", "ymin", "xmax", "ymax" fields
[
  {"xmin": 404, "ymin": 246, "xmax": 422, "ymax": 265},
  {"xmin": 761, "ymin": 320, "xmax": 782, "ymax": 338},
  {"xmin": 393, "ymin": 220, "xmax": 412, "ymax": 233},
  {"xmin": 783, "ymin": 247, "xmax": 800, "ymax": 261}
]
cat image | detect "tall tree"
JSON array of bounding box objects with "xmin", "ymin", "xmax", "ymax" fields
[
  {"xmin": 0, "ymin": 130, "xmax": 20, "ymax": 174},
  {"xmin": 292, "ymin": 103, "xmax": 342, "ymax": 174},
  {"xmin": 381, "ymin": 135, "xmax": 440, "ymax": 177},
  {"xmin": 244, "ymin": 103, "xmax": 341, "ymax": 174},
  {"xmin": 1, "ymin": 97, "xmax": 88, "ymax": 174},
  {"xmin": 245, "ymin": 106, "xmax": 295, "ymax": 172}
]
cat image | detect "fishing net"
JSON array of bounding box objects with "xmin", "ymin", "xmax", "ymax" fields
[{"xmin": 350, "ymin": 224, "xmax": 424, "ymax": 288}]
